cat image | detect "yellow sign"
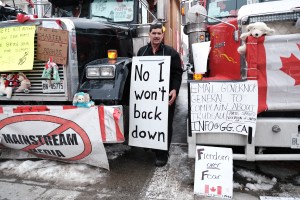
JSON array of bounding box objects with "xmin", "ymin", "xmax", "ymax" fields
[{"xmin": 0, "ymin": 26, "xmax": 36, "ymax": 72}]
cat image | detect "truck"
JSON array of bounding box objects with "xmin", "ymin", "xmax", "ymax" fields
[
  {"xmin": 182, "ymin": 0, "xmax": 300, "ymax": 161},
  {"xmin": 0, "ymin": 0, "xmax": 177, "ymax": 146}
]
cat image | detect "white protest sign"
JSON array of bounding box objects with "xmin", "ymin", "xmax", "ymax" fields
[
  {"xmin": 192, "ymin": 41, "xmax": 211, "ymax": 74},
  {"xmin": 190, "ymin": 80, "xmax": 258, "ymax": 136},
  {"xmin": 0, "ymin": 107, "xmax": 109, "ymax": 169},
  {"xmin": 194, "ymin": 146, "xmax": 233, "ymax": 199},
  {"xmin": 129, "ymin": 56, "xmax": 170, "ymax": 150}
]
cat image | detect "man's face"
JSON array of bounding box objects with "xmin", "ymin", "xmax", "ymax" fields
[{"xmin": 149, "ymin": 28, "xmax": 164, "ymax": 46}]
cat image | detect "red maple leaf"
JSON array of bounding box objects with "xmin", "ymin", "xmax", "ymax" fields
[
  {"xmin": 210, "ymin": 187, "xmax": 216, "ymax": 192},
  {"xmin": 280, "ymin": 46, "xmax": 300, "ymax": 86}
]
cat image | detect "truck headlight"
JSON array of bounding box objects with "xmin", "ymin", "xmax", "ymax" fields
[{"xmin": 86, "ymin": 64, "xmax": 115, "ymax": 79}]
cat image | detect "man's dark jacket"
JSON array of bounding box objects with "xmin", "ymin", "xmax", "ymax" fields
[{"xmin": 137, "ymin": 43, "xmax": 183, "ymax": 95}]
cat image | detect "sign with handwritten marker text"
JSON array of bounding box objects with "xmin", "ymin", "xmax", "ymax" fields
[
  {"xmin": 194, "ymin": 146, "xmax": 233, "ymax": 199},
  {"xmin": 189, "ymin": 81, "xmax": 258, "ymax": 136},
  {"xmin": 37, "ymin": 27, "xmax": 69, "ymax": 65},
  {"xmin": 129, "ymin": 56, "xmax": 170, "ymax": 150},
  {"xmin": 0, "ymin": 26, "xmax": 36, "ymax": 71}
]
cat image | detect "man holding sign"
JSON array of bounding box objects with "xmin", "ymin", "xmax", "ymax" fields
[{"xmin": 136, "ymin": 23, "xmax": 183, "ymax": 166}]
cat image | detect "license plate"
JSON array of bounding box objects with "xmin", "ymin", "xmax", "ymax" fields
[
  {"xmin": 42, "ymin": 80, "xmax": 64, "ymax": 93},
  {"xmin": 291, "ymin": 134, "xmax": 300, "ymax": 149}
]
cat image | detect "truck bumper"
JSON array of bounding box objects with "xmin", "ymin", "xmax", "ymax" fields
[{"xmin": 187, "ymin": 117, "xmax": 300, "ymax": 161}]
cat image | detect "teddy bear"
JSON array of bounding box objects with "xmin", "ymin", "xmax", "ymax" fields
[
  {"xmin": 0, "ymin": 75, "xmax": 13, "ymax": 98},
  {"xmin": 73, "ymin": 92, "xmax": 95, "ymax": 108},
  {"xmin": 15, "ymin": 73, "xmax": 31, "ymax": 93},
  {"xmin": 237, "ymin": 22, "xmax": 275, "ymax": 54}
]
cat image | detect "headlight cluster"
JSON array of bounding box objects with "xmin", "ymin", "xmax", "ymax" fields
[{"xmin": 86, "ymin": 64, "xmax": 116, "ymax": 79}]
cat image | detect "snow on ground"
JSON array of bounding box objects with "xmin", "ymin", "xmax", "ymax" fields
[
  {"xmin": 235, "ymin": 169, "xmax": 277, "ymax": 191},
  {"xmin": 0, "ymin": 144, "xmax": 294, "ymax": 194},
  {"xmin": 0, "ymin": 160, "xmax": 105, "ymax": 187},
  {"xmin": 0, "ymin": 144, "xmax": 131, "ymax": 187}
]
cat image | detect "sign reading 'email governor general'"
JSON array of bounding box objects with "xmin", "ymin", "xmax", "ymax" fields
[{"xmin": 189, "ymin": 81, "xmax": 258, "ymax": 136}]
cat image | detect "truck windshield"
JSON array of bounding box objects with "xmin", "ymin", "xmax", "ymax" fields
[
  {"xmin": 207, "ymin": 0, "xmax": 247, "ymax": 22},
  {"xmin": 90, "ymin": 0, "xmax": 134, "ymax": 22}
]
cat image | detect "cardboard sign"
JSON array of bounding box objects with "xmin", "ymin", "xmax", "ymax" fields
[
  {"xmin": 194, "ymin": 146, "xmax": 233, "ymax": 199},
  {"xmin": 37, "ymin": 27, "xmax": 68, "ymax": 65},
  {"xmin": 0, "ymin": 26, "xmax": 36, "ymax": 71},
  {"xmin": 0, "ymin": 107, "xmax": 111, "ymax": 169},
  {"xmin": 129, "ymin": 56, "xmax": 170, "ymax": 150},
  {"xmin": 190, "ymin": 81, "xmax": 258, "ymax": 136}
]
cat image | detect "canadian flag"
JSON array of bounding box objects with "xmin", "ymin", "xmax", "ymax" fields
[
  {"xmin": 246, "ymin": 34, "xmax": 300, "ymax": 113},
  {"xmin": 204, "ymin": 184, "xmax": 222, "ymax": 195}
]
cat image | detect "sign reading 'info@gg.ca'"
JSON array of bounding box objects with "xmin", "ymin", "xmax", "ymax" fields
[{"xmin": 129, "ymin": 56, "xmax": 170, "ymax": 150}]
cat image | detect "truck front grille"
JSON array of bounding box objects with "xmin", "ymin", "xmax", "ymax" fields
[{"xmin": 1, "ymin": 35, "xmax": 68, "ymax": 102}]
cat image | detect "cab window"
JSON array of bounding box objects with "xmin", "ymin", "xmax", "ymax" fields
[{"xmin": 91, "ymin": 0, "xmax": 134, "ymax": 22}]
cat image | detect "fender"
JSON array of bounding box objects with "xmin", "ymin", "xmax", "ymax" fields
[{"xmin": 79, "ymin": 57, "xmax": 132, "ymax": 105}]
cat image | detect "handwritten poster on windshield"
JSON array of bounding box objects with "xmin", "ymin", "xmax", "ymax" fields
[
  {"xmin": 0, "ymin": 26, "xmax": 35, "ymax": 72},
  {"xmin": 129, "ymin": 56, "xmax": 170, "ymax": 150},
  {"xmin": 114, "ymin": 1, "xmax": 134, "ymax": 22},
  {"xmin": 190, "ymin": 81, "xmax": 258, "ymax": 136},
  {"xmin": 194, "ymin": 146, "xmax": 233, "ymax": 199}
]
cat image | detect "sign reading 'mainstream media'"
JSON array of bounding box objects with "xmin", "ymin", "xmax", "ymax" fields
[{"xmin": 189, "ymin": 81, "xmax": 258, "ymax": 136}]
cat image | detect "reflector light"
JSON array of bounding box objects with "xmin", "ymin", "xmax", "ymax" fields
[
  {"xmin": 193, "ymin": 73, "xmax": 203, "ymax": 80},
  {"xmin": 200, "ymin": 35, "xmax": 205, "ymax": 41},
  {"xmin": 108, "ymin": 50, "xmax": 118, "ymax": 60},
  {"xmin": 181, "ymin": 7, "xmax": 185, "ymax": 16}
]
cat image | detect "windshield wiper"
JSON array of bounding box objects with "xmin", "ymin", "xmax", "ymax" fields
[{"xmin": 92, "ymin": 14, "xmax": 112, "ymax": 20}]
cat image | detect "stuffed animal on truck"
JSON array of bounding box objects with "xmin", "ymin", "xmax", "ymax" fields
[
  {"xmin": 73, "ymin": 92, "xmax": 95, "ymax": 108},
  {"xmin": 15, "ymin": 73, "xmax": 31, "ymax": 93},
  {"xmin": 237, "ymin": 22, "xmax": 275, "ymax": 54},
  {"xmin": 0, "ymin": 75, "xmax": 13, "ymax": 98}
]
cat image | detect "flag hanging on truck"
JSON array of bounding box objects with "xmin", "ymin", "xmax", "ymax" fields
[{"xmin": 246, "ymin": 34, "xmax": 300, "ymax": 113}]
